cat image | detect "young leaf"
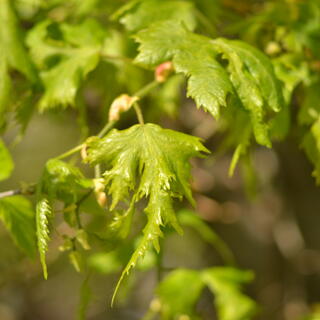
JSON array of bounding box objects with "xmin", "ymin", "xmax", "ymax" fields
[
  {"xmin": 26, "ymin": 19, "xmax": 107, "ymax": 110},
  {"xmin": 0, "ymin": 139, "xmax": 14, "ymax": 181},
  {"xmin": 211, "ymin": 38, "xmax": 284, "ymax": 146},
  {"xmin": 134, "ymin": 21, "xmax": 283, "ymax": 144},
  {"xmin": 113, "ymin": 0, "xmax": 197, "ymax": 32},
  {"xmin": 85, "ymin": 123, "xmax": 209, "ymax": 300},
  {"xmin": 202, "ymin": 267, "xmax": 257, "ymax": 320},
  {"xmin": 134, "ymin": 21, "xmax": 233, "ymax": 118},
  {"xmin": 36, "ymin": 198, "xmax": 52, "ymax": 279},
  {"xmin": 0, "ymin": 0, "xmax": 36, "ymax": 81},
  {"xmin": 156, "ymin": 269, "xmax": 204, "ymax": 320},
  {"xmin": 0, "ymin": 196, "xmax": 37, "ymax": 257},
  {"xmin": 41, "ymin": 158, "xmax": 89, "ymax": 202}
]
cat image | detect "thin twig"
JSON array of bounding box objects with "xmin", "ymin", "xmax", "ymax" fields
[
  {"xmin": 97, "ymin": 120, "xmax": 116, "ymax": 138},
  {"xmin": 134, "ymin": 80, "xmax": 159, "ymax": 99},
  {"xmin": 133, "ymin": 102, "xmax": 145, "ymax": 125},
  {"xmin": 56, "ymin": 144, "xmax": 84, "ymax": 160},
  {"xmin": 0, "ymin": 189, "xmax": 21, "ymax": 199}
]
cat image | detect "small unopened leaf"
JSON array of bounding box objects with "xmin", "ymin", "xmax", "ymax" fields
[{"xmin": 36, "ymin": 198, "xmax": 52, "ymax": 279}]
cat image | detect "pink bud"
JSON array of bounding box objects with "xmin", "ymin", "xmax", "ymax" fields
[
  {"xmin": 108, "ymin": 94, "xmax": 139, "ymax": 121},
  {"xmin": 155, "ymin": 61, "xmax": 174, "ymax": 82}
]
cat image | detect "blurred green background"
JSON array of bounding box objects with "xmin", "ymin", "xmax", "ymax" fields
[
  {"xmin": 1, "ymin": 0, "xmax": 320, "ymax": 319},
  {"xmin": 1, "ymin": 103, "xmax": 320, "ymax": 319}
]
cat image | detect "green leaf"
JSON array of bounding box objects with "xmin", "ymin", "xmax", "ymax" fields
[
  {"xmin": 152, "ymin": 267, "xmax": 256, "ymax": 319},
  {"xmin": 134, "ymin": 21, "xmax": 233, "ymax": 118},
  {"xmin": 86, "ymin": 123, "xmax": 208, "ymax": 209},
  {"xmin": 0, "ymin": 139, "xmax": 14, "ymax": 181},
  {"xmin": 38, "ymin": 51, "xmax": 100, "ymax": 111},
  {"xmin": 157, "ymin": 269, "xmax": 204, "ymax": 320},
  {"xmin": 0, "ymin": 196, "xmax": 37, "ymax": 257},
  {"xmin": 134, "ymin": 21, "xmax": 283, "ymax": 143},
  {"xmin": 41, "ymin": 158, "xmax": 88, "ymax": 202},
  {"xmin": 202, "ymin": 267, "xmax": 257, "ymax": 320},
  {"xmin": 85, "ymin": 123, "xmax": 208, "ymax": 301},
  {"xmin": 0, "ymin": 0, "xmax": 36, "ymax": 126},
  {"xmin": 26, "ymin": 19, "xmax": 107, "ymax": 110},
  {"xmin": 0, "ymin": 0, "xmax": 36, "ymax": 80},
  {"xmin": 36, "ymin": 198, "xmax": 52, "ymax": 279},
  {"xmin": 113, "ymin": 0, "xmax": 197, "ymax": 32},
  {"xmin": 211, "ymin": 38, "xmax": 284, "ymax": 146}
]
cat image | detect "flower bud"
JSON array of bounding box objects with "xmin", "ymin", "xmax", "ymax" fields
[
  {"xmin": 155, "ymin": 61, "xmax": 174, "ymax": 82},
  {"xmin": 109, "ymin": 94, "xmax": 139, "ymax": 122},
  {"xmin": 97, "ymin": 191, "xmax": 107, "ymax": 208},
  {"xmin": 80, "ymin": 144, "xmax": 88, "ymax": 160},
  {"xmin": 93, "ymin": 178, "xmax": 107, "ymax": 208}
]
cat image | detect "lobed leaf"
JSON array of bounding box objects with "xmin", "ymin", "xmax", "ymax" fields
[
  {"xmin": 85, "ymin": 123, "xmax": 209, "ymax": 300},
  {"xmin": 134, "ymin": 21, "xmax": 233, "ymax": 118},
  {"xmin": 211, "ymin": 38, "xmax": 284, "ymax": 146},
  {"xmin": 134, "ymin": 21, "xmax": 284, "ymax": 146},
  {"xmin": 26, "ymin": 19, "xmax": 107, "ymax": 110}
]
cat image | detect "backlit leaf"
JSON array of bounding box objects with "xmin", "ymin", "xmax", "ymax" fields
[
  {"xmin": 27, "ymin": 19, "xmax": 107, "ymax": 110},
  {"xmin": 85, "ymin": 123, "xmax": 208, "ymax": 301},
  {"xmin": 0, "ymin": 196, "xmax": 37, "ymax": 257}
]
